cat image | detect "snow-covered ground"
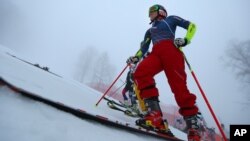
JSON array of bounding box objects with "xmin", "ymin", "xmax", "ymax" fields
[
  {"xmin": 0, "ymin": 45, "xmax": 187, "ymax": 141},
  {"xmin": 0, "ymin": 86, "xmax": 163, "ymax": 141}
]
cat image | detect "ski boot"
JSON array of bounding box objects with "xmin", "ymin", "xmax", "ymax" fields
[
  {"xmin": 184, "ymin": 115, "xmax": 201, "ymax": 141},
  {"xmin": 135, "ymin": 97, "xmax": 174, "ymax": 137}
]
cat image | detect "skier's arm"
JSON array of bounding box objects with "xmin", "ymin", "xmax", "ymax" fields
[
  {"xmin": 170, "ymin": 15, "xmax": 197, "ymax": 43},
  {"xmin": 171, "ymin": 15, "xmax": 196, "ymax": 47},
  {"xmin": 185, "ymin": 23, "xmax": 196, "ymax": 44},
  {"xmin": 135, "ymin": 29, "xmax": 151, "ymax": 59}
]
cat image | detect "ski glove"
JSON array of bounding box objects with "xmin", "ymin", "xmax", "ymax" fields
[
  {"xmin": 126, "ymin": 56, "xmax": 139, "ymax": 64},
  {"xmin": 174, "ymin": 38, "xmax": 188, "ymax": 48}
]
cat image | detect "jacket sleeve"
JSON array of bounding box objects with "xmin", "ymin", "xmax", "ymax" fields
[
  {"xmin": 169, "ymin": 15, "xmax": 196, "ymax": 44},
  {"xmin": 185, "ymin": 23, "xmax": 196, "ymax": 44},
  {"xmin": 135, "ymin": 29, "xmax": 151, "ymax": 59}
]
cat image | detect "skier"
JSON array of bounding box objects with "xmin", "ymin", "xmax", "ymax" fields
[
  {"xmin": 126, "ymin": 4, "xmax": 200, "ymax": 140},
  {"xmin": 122, "ymin": 64, "xmax": 137, "ymax": 110}
]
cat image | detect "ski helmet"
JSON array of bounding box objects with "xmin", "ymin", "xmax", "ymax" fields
[{"xmin": 149, "ymin": 4, "xmax": 167, "ymax": 18}]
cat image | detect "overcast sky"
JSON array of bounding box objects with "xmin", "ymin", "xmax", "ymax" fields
[{"xmin": 1, "ymin": 0, "xmax": 250, "ymax": 131}]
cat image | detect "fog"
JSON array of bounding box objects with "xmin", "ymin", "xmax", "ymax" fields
[{"xmin": 1, "ymin": 0, "xmax": 250, "ymax": 132}]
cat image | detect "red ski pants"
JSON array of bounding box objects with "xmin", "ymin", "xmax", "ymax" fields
[{"xmin": 134, "ymin": 40, "xmax": 198, "ymax": 117}]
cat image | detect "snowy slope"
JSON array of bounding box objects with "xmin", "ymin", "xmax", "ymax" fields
[
  {"xmin": 0, "ymin": 86, "xmax": 162, "ymax": 141},
  {"xmin": 0, "ymin": 45, "xmax": 187, "ymax": 140}
]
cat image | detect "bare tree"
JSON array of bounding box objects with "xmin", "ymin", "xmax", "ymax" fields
[
  {"xmin": 75, "ymin": 47, "xmax": 116, "ymax": 88},
  {"xmin": 74, "ymin": 46, "xmax": 98, "ymax": 83},
  {"xmin": 91, "ymin": 52, "xmax": 116, "ymax": 86},
  {"xmin": 226, "ymin": 40, "xmax": 250, "ymax": 83},
  {"xmin": 225, "ymin": 40, "xmax": 250, "ymax": 103}
]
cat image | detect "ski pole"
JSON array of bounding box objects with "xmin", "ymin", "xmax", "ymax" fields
[
  {"xmin": 179, "ymin": 48, "xmax": 228, "ymax": 141},
  {"xmin": 95, "ymin": 64, "xmax": 129, "ymax": 107}
]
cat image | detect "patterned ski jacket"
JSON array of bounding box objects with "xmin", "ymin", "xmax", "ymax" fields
[{"xmin": 135, "ymin": 15, "xmax": 196, "ymax": 58}]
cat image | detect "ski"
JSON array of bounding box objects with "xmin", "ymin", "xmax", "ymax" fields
[
  {"xmin": 118, "ymin": 100, "xmax": 132, "ymax": 108},
  {"xmin": 135, "ymin": 119, "xmax": 175, "ymax": 137},
  {"xmin": 106, "ymin": 98, "xmax": 179, "ymax": 140},
  {"xmin": 118, "ymin": 100, "xmax": 144, "ymax": 117},
  {"xmin": 107, "ymin": 101, "xmax": 141, "ymax": 118},
  {"xmin": 106, "ymin": 99, "xmax": 179, "ymax": 140},
  {"xmin": 104, "ymin": 97, "xmax": 125, "ymax": 108}
]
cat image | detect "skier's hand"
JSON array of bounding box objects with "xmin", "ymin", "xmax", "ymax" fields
[
  {"xmin": 174, "ymin": 38, "xmax": 188, "ymax": 48},
  {"xmin": 126, "ymin": 56, "xmax": 139, "ymax": 64}
]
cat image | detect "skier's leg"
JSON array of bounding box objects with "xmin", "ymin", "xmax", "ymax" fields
[
  {"xmin": 128, "ymin": 91, "xmax": 137, "ymax": 105},
  {"xmin": 133, "ymin": 51, "xmax": 173, "ymax": 135},
  {"xmin": 122, "ymin": 88, "xmax": 128, "ymax": 100},
  {"xmin": 160, "ymin": 40, "xmax": 200, "ymax": 140},
  {"xmin": 156, "ymin": 40, "xmax": 198, "ymax": 116},
  {"xmin": 164, "ymin": 65, "xmax": 198, "ymax": 116},
  {"xmin": 128, "ymin": 91, "xmax": 140, "ymax": 113},
  {"xmin": 133, "ymin": 53, "xmax": 162, "ymax": 112},
  {"xmin": 133, "ymin": 53, "xmax": 162, "ymax": 99},
  {"xmin": 122, "ymin": 88, "xmax": 130, "ymax": 106}
]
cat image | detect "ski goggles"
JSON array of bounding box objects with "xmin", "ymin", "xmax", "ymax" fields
[{"xmin": 149, "ymin": 5, "xmax": 159, "ymax": 15}]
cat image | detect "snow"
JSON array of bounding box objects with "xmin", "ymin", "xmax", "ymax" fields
[
  {"xmin": 0, "ymin": 45, "xmax": 187, "ymax": 141},
  {"xmin": 0, "ymin": 86, "xmax": 159, "ymax": 141}
]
